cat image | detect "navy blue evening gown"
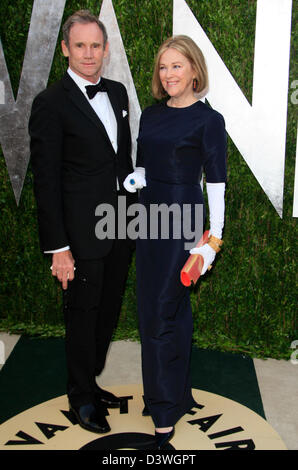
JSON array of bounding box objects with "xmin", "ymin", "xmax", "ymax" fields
[{"xmin": 136, "ymin": 100, "xmax": 227, "ymax": 427}]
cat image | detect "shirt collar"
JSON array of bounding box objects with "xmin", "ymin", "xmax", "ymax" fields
[{"xmin": 67, "ymin": 67, "xmax": 103, "ymax": 96}]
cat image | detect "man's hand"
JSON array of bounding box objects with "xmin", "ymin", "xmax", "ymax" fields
[{"xmin": 51, "ymin": 250, "xmax": 75, "ymax": 290}]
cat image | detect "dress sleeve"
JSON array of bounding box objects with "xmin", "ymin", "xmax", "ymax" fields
[
  {"xmin": 202, "ymin": 112, "xmax": 227, "ymax": 183},
  {"xmin": 136, "ymin": 111, "xmax": 145, "ymax": 167}
]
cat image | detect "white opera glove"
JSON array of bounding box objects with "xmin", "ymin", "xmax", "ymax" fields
[
  {"xmin": 189, "ymin": 182, "xmax": 226, "ymax": 275},
  {"xmin": 190, "ymin": 243, "xmax": 216, "ymax": 275},
  {"xmin": 123, "ymin": 167, "xmax": 146, "ymax": 193}
]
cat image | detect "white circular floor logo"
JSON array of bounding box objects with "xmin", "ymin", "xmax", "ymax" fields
[{"xmin": 0, "ymin": 385, "xmax": 286, "ymax": 451}]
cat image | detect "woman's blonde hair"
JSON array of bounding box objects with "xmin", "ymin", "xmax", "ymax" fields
[{"xmin": 152, "ymin": 35, "xmax": 209, "ymax": 100}]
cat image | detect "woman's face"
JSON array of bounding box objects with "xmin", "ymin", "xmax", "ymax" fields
[{"xmin": 159, "ymin": 47, "xmax": 195, "ymax": 102}]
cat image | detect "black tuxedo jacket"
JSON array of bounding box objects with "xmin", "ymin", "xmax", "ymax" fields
[{"xmin": 29, "ymin": 72, "xmax": 136, "ymax": 259}]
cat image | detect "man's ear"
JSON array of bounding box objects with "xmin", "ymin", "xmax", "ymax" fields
[
  {"xmin": 104, "ymin": 41, "xmax": 109, "ymax": 58},
  {"xmin": 61, "ymin": 40, "xmax": 69, "ymax": 58}
]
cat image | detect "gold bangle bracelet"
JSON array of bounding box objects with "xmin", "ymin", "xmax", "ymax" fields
[
  {"xmin": 209, "ymin": 235, "xmax": 223, "ymax": 247},
  {"xmin": 207, "ymin": 240, "xmax": 221, "ymax": 253}
]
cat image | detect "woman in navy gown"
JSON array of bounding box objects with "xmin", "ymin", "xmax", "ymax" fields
[{"xmin": 124, "ymin": 35, "xmax": 227, "ymax": 449}]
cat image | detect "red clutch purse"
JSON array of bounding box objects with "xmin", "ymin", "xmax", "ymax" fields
[{"xmin": 180, "ymin": 230, "xmax": 210, "ymax": 286}]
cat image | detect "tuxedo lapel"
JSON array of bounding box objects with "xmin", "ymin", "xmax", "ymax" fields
[
  {"xmin": 105, "ymin": 81, "xmax": 122, "ymax": 149},
  {"xmin": 61, "ymin": 73, "xmax": 114, "ymax": 149}
]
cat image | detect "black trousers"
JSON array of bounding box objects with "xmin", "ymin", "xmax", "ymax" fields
[{"xmin": 63, "ymin": 238, "xmax": 133, "ymax": 408}]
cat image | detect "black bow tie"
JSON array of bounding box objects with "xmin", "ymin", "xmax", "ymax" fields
[{"xmin": 85, "ymin": 79, "xmax": 108, "ymax": 99}]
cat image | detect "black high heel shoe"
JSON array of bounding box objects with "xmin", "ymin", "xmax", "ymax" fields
[
  {"xmin": 142, "ymin": 404, "xmax": 150, "ymax": 416},
  {"xmin": 155, "ymin": 427, "xmax": 175, "ymax": 449}
]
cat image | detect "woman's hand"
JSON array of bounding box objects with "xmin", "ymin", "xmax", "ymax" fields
[
  {"xmin": 123, "ymin": 168, "xmax": 146, "ymax": 193},
  {"xmin": 189, "ymin": 243, "xmax": 216, "ymax": 275}
]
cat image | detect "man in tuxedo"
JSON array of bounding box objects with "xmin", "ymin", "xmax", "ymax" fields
[{"xmin": 29, "ymin": 10, "xmax": 136, "ymax": 434}]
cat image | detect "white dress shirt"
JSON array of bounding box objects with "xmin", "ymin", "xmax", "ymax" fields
[{"xmin": 45, "ymin": 68, "xmax": 118, "ymax": 254}]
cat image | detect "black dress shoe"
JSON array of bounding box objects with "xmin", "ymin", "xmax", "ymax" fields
[
  {"xmin": 155, "ymin": 428, "xmax": 175, "ymax": 449},
  {"xmin": 95, "ymin": 386, "xmax": 122, "ymax": 408},
  {"xmin": 70, "ymin": 403, "xmax": 111, "ymax": 434}
]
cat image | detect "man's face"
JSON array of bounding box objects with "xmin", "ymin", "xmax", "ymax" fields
[{"xmin": 62, "ymin": 22, "xmax": 109, "ymax": 83}]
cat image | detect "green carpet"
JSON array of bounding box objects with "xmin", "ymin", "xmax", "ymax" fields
[
  {"xmin": 190, "ymin": 346, "xmax": 265, "ymax": 418},
  {"xmin": 0, "ymin": 337, "xmax": 265, "ymax": 425},
  {"xmin": 0, "ymin": 336, "xmax": 66, "ymax": 424}
]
